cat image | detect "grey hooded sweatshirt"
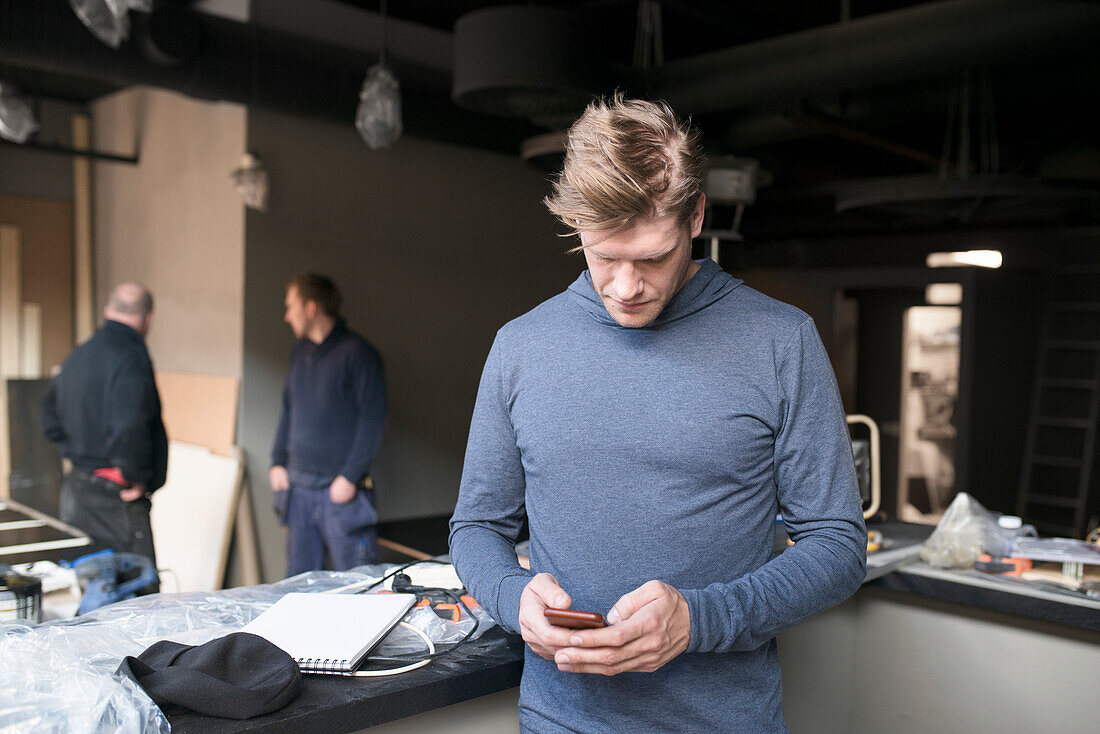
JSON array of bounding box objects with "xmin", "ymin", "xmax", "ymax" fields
[{"xmin": 450, "ymin": 258, "xmax": 866, "ymax": 733}]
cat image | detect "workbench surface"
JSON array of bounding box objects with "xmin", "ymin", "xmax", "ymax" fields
[{"xmin": 167, "ymin": 626, "xmax": 523, "ymax": 733}]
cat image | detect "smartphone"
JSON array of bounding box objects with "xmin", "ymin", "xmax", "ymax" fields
[{"xmin": 544, "ymin": 607, "xmax": 607, "ymax": 629}]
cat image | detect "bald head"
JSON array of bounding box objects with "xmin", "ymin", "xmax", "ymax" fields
[{"xmin": 104, "ymin": 282, "xmax": 154, "ymax": 336}]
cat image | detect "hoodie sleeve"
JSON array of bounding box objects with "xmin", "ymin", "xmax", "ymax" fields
[
  {"xmin": 339, "ymin": 346, "xmax": 387, "ymax": 484},
  {"xmin": 681, "ymin": 318, "xmax": 867, "ymax": 653},
  {"xmin": 105, "ymin": 358, "xmax": 161, "ymax": 488},
  {"xmin": 270, "ymin": 350, "xmax": 295, "ymax": 469},
  {"xmin": 449, "ymin": 333, "xmax": 533, "ymax": 634}
]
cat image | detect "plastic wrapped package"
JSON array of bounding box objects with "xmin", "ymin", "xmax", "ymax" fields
[
  {"xmin": 0, "ymin": 565, "xmax": 494, "ymax": 733},
  {"xmin": 919, "ymin": 492, "xmax": 1037, "ymax": 568},
  {"xmin": 0, "ymin": 621, "xmax": 168, "ymax": 734}
]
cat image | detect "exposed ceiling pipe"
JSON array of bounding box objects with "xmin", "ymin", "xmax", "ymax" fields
[
  {"xmin": 0, "ymin": 0, "xmax": 539, "ymax": 151},
  {"xmin": 654, "ymin": 0, "xmax": 1100, "ymax": 114}
]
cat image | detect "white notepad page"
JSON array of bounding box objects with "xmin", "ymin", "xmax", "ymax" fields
[{"xmin": 243, "ymin": 592, "xmax": 417, "ymax": 673}]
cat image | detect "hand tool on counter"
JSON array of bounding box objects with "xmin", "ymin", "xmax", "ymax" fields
[
  {"xmin": 974, "ymin": 554, "xmax": 1032, "ymax": 576},
  {"xmin": 66, "ymin": 549, "xmax": 159, "ymax": 614}
]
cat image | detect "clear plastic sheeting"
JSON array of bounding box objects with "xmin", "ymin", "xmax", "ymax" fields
[
  {"xmin": 0, "ymin": 619, "xmax": 170, "ymax": 734},
  {"xmin": 0, "ymin": 83, "xmax": 40, "ymax": 144},
  {"xmin": 230, "ymin": 153, "xmax": 270, "ymax": 212},
  {"xmin": 68, "ymin": 0, "xmax": 152, "ymax": 49},
  {"xmin": 919, "ymin": 492, "xmax": 1037, "ymax": 568},
  {"xmin": 355, "ymin": 64, "xmax": 403, "ymax": 150},
  {"xmin": 0, "ymin": 565, "xmax": 494, "ymax": 733}
]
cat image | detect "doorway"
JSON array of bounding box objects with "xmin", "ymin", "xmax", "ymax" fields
[{"xmin": 898, "ymin": 305, "xmax": 962, "ymax": 523}]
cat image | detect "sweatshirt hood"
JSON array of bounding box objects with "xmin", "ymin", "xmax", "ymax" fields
[{"xmin": 566, "ymin": 258, "xmax": 743, "ymax": 329}]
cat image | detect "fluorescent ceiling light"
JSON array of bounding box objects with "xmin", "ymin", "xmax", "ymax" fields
[
  {"xmin": 926, "ymin": 250, "xmax": 1002, "ymax": 269},
  {"xmin": 925, "ymin": 283, "xmax": 963, "ymax": 305}
]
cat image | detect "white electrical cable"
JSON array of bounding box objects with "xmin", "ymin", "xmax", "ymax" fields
[
  {"xmin": 321, "ymin": 577, "xmax": 385, "ymax": 594},
  {"xmin": 349, "ymin": 621, "xmax": 434, "ymax": 677}
]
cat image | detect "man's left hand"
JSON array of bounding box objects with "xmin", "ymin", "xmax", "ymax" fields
[
  {"xmin": 553, "ymin": 580, "xmax": 691, "ymax": 676},
  {"xmin": 329, "ymin": 475, "xmax": 357, "ymax": 504}
]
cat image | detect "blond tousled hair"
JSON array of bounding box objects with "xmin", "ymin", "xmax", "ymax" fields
[{"xmin": 544, "ymin": 93, "xmax": 706, "ymax": 246}]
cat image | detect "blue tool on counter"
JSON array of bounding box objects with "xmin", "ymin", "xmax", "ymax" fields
[{"xmin": 65, "ymin": 550, "xmax": 158, "ymax": 614}]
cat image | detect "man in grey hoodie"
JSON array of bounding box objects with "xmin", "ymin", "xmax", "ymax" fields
[{"xmin": 449, "ymin": 95, "xmax": 866, "ymax": 733}]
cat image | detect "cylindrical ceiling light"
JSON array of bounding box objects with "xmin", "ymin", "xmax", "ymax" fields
[{"xmin": 453, "ymin": 5, "xmax": 599, "ymax": 119}]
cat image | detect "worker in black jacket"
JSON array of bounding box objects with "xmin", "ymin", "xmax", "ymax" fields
[{"xmin": 41, "ymin": 282, "xmax": 168, "ymax": 584}]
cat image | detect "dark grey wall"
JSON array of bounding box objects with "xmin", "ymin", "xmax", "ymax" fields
[
  {"xmin": 0, "ymin": 100, "xmax": 81, "ymax": 201},
  {"xmin": 241, "ymin": 108, "xmax": 580, "ymax": 580}
]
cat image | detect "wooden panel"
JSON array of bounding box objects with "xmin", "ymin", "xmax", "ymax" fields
[
  {"xmin": 72, "ymin": 113, "xmax": 94, "ymax": 344},
  {"xmin": 150, "ymin": 442, "xmax": 243, "ymax": 592},
  {"xmin": 0, "ymin": 196, "xmax": 74, "ymax": 372},
  {"xmin": 20, "ymin": 303, "xmax": 41, "ymax": 377},
  {"xmin": 0, "ymin": 226, "xmax": 20, "ymax": 499},
  {"xmin": 0, "ymin": 226, "xmax": 20, "ymax": 377},
  {"xmin": 154, "ymin": 371, "xmax": 240, "ymax": 456}
]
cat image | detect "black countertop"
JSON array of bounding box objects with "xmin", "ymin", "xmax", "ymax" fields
[
  {"xmin": 875, "ymin": 562, "xmax": 1100, "ymax": 631},
  {"xmin": 867, "ymin": 519, "xmax": 1099, "ymax": 631},
  {"xmin": 169, "ymin": 626, "xmax": 524, "ymax": 733}
]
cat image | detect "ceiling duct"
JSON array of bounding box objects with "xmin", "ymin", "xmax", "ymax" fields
[
  {"xmin": 452, "ymin": 6, "xmax": 600, "ymax": 119},
  {"xmin": 655, "ymin": 0, "xmax": 1099, "ymax": 114}
]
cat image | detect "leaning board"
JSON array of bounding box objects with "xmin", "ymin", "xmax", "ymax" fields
[
  {"xmin": 154, "ymin": 372, "xmax": 239, "ymax": 456},
  {"xmin": 150, "ymin": 441, "xmax": 243, "ymax": 592}
]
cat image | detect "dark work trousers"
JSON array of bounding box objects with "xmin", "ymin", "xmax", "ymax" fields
[
  {"xmin": 279, "ymin": 485, "xmax": 377, "ymax": 577},
  {"xmin": 61, "ymin": 470, "xmax": 160, "ymax": 593}
]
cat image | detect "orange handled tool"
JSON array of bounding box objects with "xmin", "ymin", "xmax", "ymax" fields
[{"xmin": 975, "ymin": 554, "xmax": 1032, "ymax": 576}]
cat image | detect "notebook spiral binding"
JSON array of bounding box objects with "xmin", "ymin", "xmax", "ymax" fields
[{"xmin": 298, "ymin": 657, "xmax": 351, "ymax": 673}]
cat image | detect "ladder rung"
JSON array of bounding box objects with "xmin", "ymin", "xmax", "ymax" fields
[
  {"xmin": 1024, "ymin": 494, "xmax": 1082, "ymax": 509},
  {"xmin": 1031, "ymin": 455, "xmax": 1084, "ymax": 468},
  {"xmin": 1049, "ymin": 302, "xmax": 1100, "ymax": 312},
  {"xmin": 1047, "ymin": 339, "xmax": 1100, "ymax": 350},
  {"xmin": 1036, "ymin": 416, "xmax": 1094, "ymax": 429},
  {"xmin": 1041, "ymin": 378, "xmax": 1097, "ymax": 390}
]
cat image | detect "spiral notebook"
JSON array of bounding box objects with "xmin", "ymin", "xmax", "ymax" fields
[{"xmin": 243, "ymin": 592, "xmax": 416, "ymax": 674}]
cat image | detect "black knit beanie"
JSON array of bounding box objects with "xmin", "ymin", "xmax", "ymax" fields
[{"xmin": 116, "ymin": 632, "xmax": 302, "ymax": 719}]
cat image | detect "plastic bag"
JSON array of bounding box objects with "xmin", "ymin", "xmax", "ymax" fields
[
  {"xmin": 0, "ymin": 83, "xmax": 39, "ymax": 144},
  {"xmin": 355, "ymin": 64, "xmax": 402, "ymax": 150},
  {"xmin": 230, "ymin": 153, "xmax": 269, "ymax": 212},
  {"xmin": 0, "ymin": 565, "xmax": 493, "ymax": 732},
  {"xmin": 919, "ymin": 492, "xmax": 1038, "ymax": 568},
  {"xmin": 68, "ymin": 0, "xmax": 151, "ymax": 49}
]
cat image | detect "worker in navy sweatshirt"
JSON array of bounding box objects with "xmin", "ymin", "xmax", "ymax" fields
[
  {"xmin": 270, "ymin": 273, "xmax": 387, "ymax": 576},
  {"xmin": 449, "ymin": 96, "xmax": 866, "ymax": 733}
]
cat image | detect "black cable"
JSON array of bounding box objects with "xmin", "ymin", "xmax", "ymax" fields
[
  {"xmin": 359, "ymin": 558, "xmax": 452, "ymax": 593},
  {"xmin": 356, "ymin": 560, "xmax": 481, "ymax": 667}
]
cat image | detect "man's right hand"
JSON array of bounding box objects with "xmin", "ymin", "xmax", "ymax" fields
[
  {"xmin": 269, "ymin": 465, "xmax": 290, "ymax": 492},
  {"xmin": 119, "ymin": 485, "xmax": 145, "ymax": 502},
  {"xmin": 518, "ymin": 573, "xmax": 579, "ymax": 661}
]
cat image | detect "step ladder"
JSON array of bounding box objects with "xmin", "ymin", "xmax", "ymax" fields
[{"xmin": 1017, "ymin": 297, "xmax": 1100, "ymax": 537}]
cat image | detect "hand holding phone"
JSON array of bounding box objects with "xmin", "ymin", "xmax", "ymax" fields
[{"xmin": 544, "ymin": 607, "xmax": 607, "ymax": 629}]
